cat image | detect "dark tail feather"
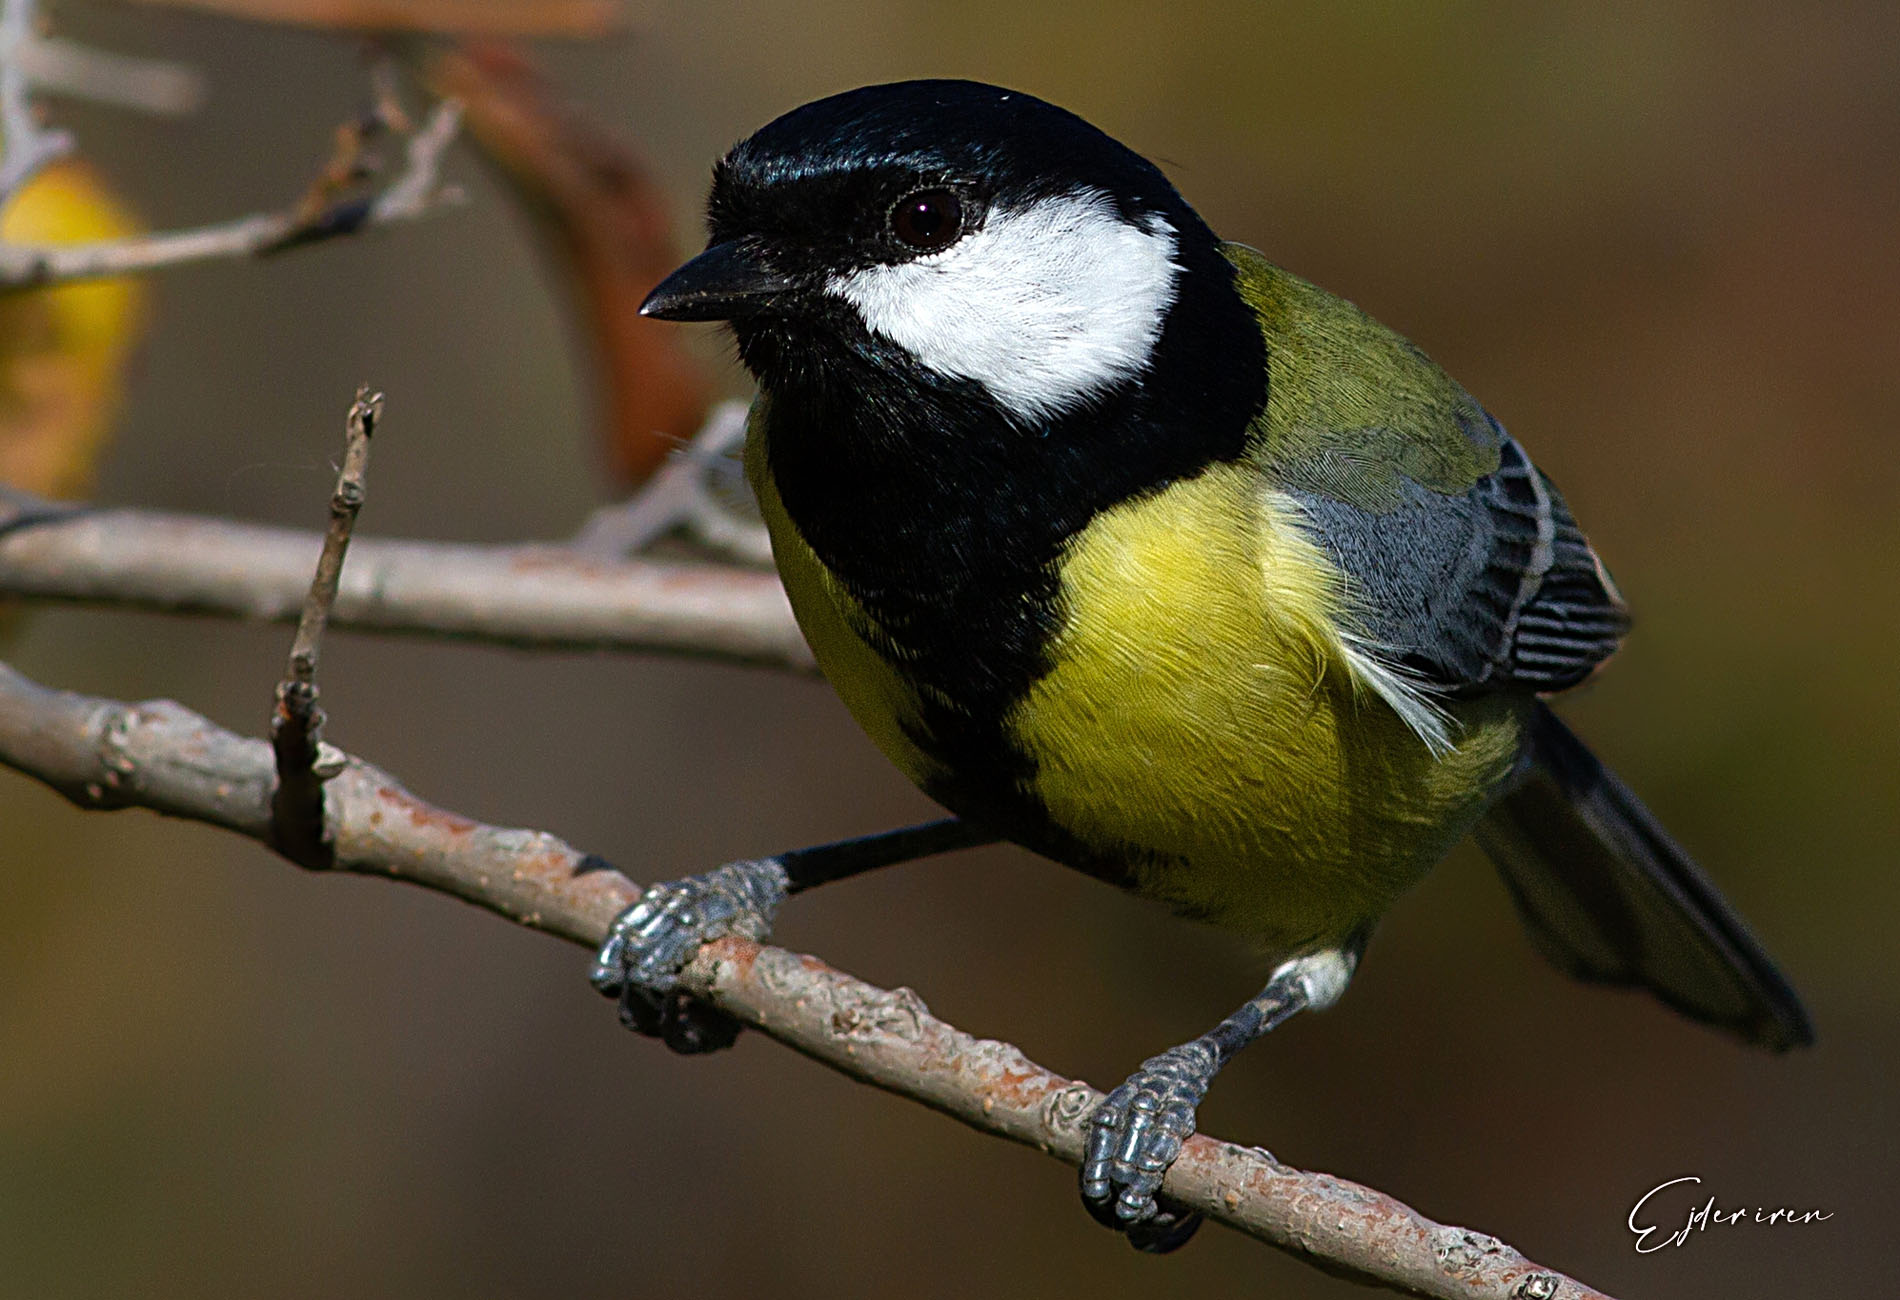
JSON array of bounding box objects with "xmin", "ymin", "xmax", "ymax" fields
[{"xmin": 1474, "ymin": 702, "xmax": 1814, "ymax": 1051}]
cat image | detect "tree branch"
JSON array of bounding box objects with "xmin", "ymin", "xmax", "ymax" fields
[
  {"xmin": 569, "ymin": 399, "xmax": 773, "ymax": 566},
  {"xmin": 0, "ymin": 98, "xmax": 464, "ymax": 290},
  {"xmin": 0, "ymin": 655, "xmax": 1613, "ymax": 1300},
  {"xmin": 269, "ymin": 387, "xmax": 379, "ymax": 866},
  {"xmin": 11, "ymin": 33, "xmax": 204, "ymax": 118},
  {"xmin": 0, "ymin": 499, "xmax": 811, "ymax": 669},
  {"xmin": 0, "ymin": 0, "xmax": 74, "ymax": 201}
]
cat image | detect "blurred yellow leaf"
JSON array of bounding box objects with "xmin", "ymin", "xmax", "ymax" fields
[{"xmin": 0, "ymin": 162, "xmax": 147, "ymax": 502}]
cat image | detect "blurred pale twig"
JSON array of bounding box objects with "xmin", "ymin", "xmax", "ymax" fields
[
  {"xmin": 572, "ymin": 400, "xmax": 774, "ymax": 567},
  {"xmin": 0, "ymin": 0, "xmax": 74, "ymax": 201},
  {"xmin": 0, "ymin": 488, "xmax": 810, "ymax": 667},
  {"xmin": 0, "ymin": 655, "xmax": 1613, "ymax": 1300},
  {"xmin": 0, "ymin": 0, "xmax": 462, "ymax": 284},
  {"xmin": 0, "ymin": 0, "xmax": 205, "ymax": 205},
  {"xmin": 0, "ymin": 98, "xmax": 464, "ymax": 290},
  {"xmin": 15, "ymin": 34, "xmax": 205, "ymax": 117}
]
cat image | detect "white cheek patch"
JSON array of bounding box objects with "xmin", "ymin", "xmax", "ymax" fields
[{"xmin": 827, "ymin": 191, "xmax": 1181, "ymax": 422}]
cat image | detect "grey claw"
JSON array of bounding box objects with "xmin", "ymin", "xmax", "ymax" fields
[
  {"xmin": 590, "ymin": 859, "xmax": 790, "ymax": 1050},
  {"xmin": 1080, "ymin": 1042, "xmax": 1215, "ymax": 1243}
]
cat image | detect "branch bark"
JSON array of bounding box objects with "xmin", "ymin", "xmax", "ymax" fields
[
  {"xmin": 269, "ymin": 388, "xmax": 379, "ymax": 866},
  {"xmin": 0, "ymin": 656, "xmax": 1613, "ymax": 1300},
  {"xmin": 0, "ymin": 502, "xmax": 811, "ymax": 669}
]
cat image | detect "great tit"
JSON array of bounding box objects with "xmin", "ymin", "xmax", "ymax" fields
[{"xmin": 592, "ymin": 79, "xmax": 1813, "ymax": 1252}]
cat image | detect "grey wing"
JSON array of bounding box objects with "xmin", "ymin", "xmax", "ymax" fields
[{"xmin": 1286, "ymin": 427, "xmax": 1630, "ymax": 696}]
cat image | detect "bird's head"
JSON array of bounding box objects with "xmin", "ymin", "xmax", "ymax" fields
[{"xmin": 642, "ymin": 80, "xmax": 1252, "ymax": 428}]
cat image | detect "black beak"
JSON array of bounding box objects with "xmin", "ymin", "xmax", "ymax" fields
[{"xmin": 640, "ymin": 241, "xmax": 794, "ymax": 321}]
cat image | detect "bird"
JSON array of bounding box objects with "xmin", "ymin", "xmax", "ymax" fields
[{"xmin": 590, "ymin": 78, "xmax": 1813, "ymax": 1252}]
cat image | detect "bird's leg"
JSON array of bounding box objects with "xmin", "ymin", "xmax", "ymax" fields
[
  {"xmin": 589, "ymin": 817, "xmax": 995, "ymax": 1053},
  {"xmin": 1081, "ymin": 946, "xmax": 1361, "ymax": 1253}
]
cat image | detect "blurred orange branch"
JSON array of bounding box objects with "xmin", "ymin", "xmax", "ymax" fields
[
  {"xmin": 0, "ymin": 653, "xmax": 1615, "ymax": 1300},
  {"xmin": 123, "ymin": 0, "xmax": 626, "ymax": 37},
  {"xmin": 433, "ymin": 41, "xmax": 711, "ymax": 486}
]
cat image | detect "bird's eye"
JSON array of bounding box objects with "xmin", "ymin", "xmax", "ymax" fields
[{"xmin": 889, "ymin": 188, "xmax": 963, "ymax": 253}]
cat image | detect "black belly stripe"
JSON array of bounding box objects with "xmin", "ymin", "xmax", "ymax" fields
[{"xmin": 740, "ymin": 234, "xmax": 1267, "ymax": 835}]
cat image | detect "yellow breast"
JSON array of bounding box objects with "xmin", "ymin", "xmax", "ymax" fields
[
  {"xmin": 1008, "ymin": 463, "xmax": 1523, "ymax": 953},
  {"xmin": 750, "ymin": 403, "xmax": 1523, "ymax": 957}
]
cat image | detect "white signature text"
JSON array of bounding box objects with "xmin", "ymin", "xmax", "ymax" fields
[{"xmin": 1628, "ymin": 1176, "xmax": 1832, "ymax": 1253}]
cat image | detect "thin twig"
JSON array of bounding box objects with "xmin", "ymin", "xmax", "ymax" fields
[
  {"xmin": 368, "ymin": 97, "xmax": 459, "ymax": 222},
  {"xmin": 0, "ymin": 496, "xmax": 811, "ymax": 668},
  {"xmin": 0, "ymin": 656, "xmax": 1614, "ymax": 1300},
  {"xmin": 571, "ymin": 399, "xmax": 773, "ymax": 567},
  {"xmin": 15, "ymin": 35, "xmax": 205, "ymax": 117},
  {"xmin": 0, "ymin": 99, "xmax": 463, "ymax": 290},
  {"xmin": 0, "ymin": 0, "xmax": 74, "ymax": 202},
  {"xmin": 269, "ymin": 388, "xmax": 378, "ymax": 867},
  {"xmin": 289, "ymin": 60, "xmax": 414, "ymax": 227}
]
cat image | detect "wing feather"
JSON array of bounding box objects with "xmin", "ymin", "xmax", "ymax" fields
[{"xmin": 1224, "ymin": 242, "xmax": 1629, "ymax": 702}]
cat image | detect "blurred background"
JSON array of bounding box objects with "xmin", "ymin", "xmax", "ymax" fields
[{"xmin": 1, "ymin": 1, "xmax": 1895, "ymax": 1296}]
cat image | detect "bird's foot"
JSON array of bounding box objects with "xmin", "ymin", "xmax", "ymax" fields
[
  {"xmin": 1081, "ymin": 1041, "xmax": 1215, "ymax": 1252},
  {"xmin": 589, "ymin": 858, "xmax": 790, "ymax": 1054}
]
